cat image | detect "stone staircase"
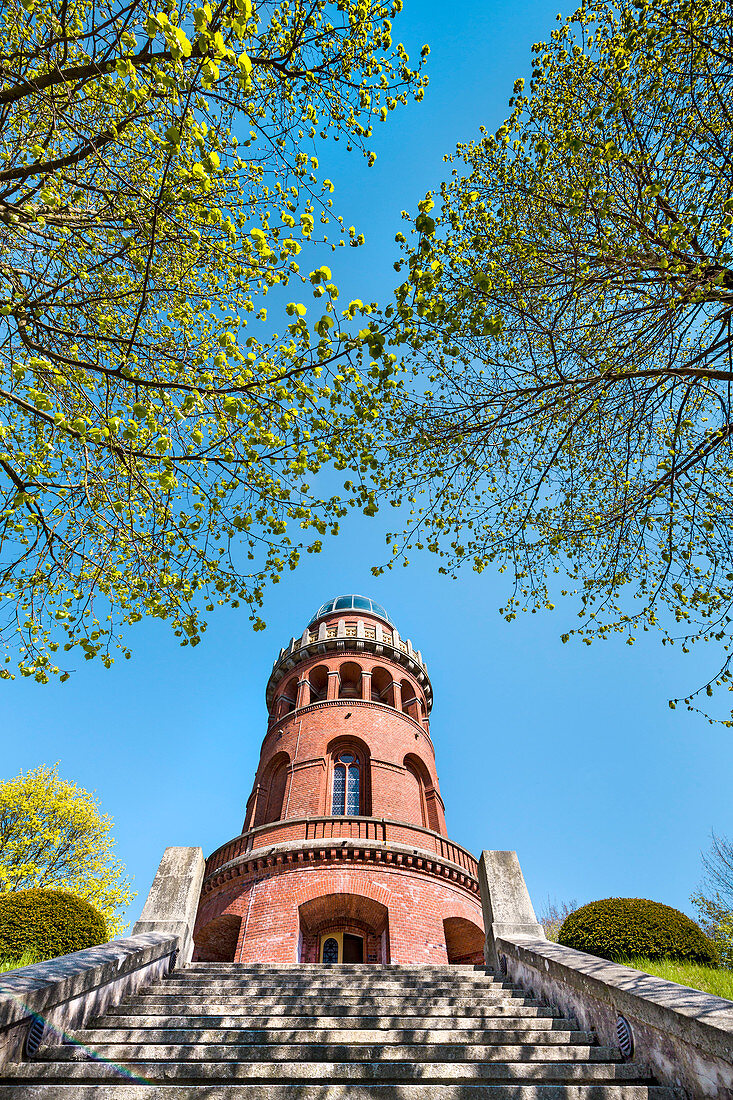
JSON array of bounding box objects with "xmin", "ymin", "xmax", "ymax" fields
[{"xmin": 0, "ymin": 962, "xmax": 680, "ymax": 1097}]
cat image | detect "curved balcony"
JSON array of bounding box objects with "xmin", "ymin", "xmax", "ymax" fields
[{"xmin": 204, "ymin": 815, "xmax": 479, "ymax": 882}]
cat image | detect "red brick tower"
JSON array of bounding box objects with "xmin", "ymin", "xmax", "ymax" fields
[{"xmin": 193, "ymin": 595, "xmax": 484, "ymax": 965}]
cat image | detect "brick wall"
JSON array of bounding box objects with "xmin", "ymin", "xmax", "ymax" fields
[
  {"xmin": 193, "ymin": 859, "xmax": 484, "ymax": 965},
  {"xmin": 246, "ymin": 691, "xmax": 446, "ymax": 835}
]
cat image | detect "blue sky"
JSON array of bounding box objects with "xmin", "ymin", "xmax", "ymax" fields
[{"xmin": 3, "ymin": 0, "xmax": 731, "ymax": 930}]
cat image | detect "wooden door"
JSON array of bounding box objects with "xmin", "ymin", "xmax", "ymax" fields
[{"xmin": 342, "ymin": 933, "xmax": 364, "ymax": 963}]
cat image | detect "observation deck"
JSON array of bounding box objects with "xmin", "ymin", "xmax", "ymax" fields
[
  {"xmin": 202, "ymin": 815, "xmax": 479, "ymax": 899},
  {"xmin": 267, "ymin": 608, "xmax": 432, "ymax": 712}
]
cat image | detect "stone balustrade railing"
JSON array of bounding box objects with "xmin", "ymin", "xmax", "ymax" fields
[{"xmin": 204, "ymin": 816, "xmax": 479, "ymax": 880}]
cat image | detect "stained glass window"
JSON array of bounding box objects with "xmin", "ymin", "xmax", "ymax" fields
[
  {"xmin": 332, "ymin": 753, "xmax": 359, "ymax": 816},
  {"xmin": 332, "ymin": 763, "xmax": 346, "ymax": 815},
  {"xmin": 346, "ymin": 762, "xmax": 360, "ymax": 816}
]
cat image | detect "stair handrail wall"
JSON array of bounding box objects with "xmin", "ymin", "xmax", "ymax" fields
[
  {"xmin": 0, "ymin": 845, "xmax": 204, "ymax": 1066},
  {"xmin": 478, "ymin": 849, "xmax": 733, "ymax": 1099},
  {"xmin": 0, "ymin": 932, "xmax": 177, "ymax": 1067}
]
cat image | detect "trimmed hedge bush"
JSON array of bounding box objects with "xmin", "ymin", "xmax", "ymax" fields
[
  {"xmin": 558, "ymin": 898, "xmax": 718, "ymax": 965},
  {"xmin": 0, "ymin": 889, "xmax": 107, "ymax": 961}
]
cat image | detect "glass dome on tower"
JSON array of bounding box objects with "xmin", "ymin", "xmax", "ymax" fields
[{"xmin": 309, "ymin": 594, "xmax": 394, "ymax": 627}]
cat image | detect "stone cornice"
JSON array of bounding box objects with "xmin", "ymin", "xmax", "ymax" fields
[{"xmin": 201, "ymin": 837, "xmax": 480, "ymax": 899}]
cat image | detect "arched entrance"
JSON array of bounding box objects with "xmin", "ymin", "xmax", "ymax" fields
[
  {"xmin": 443, "ymin": 916, "xmax": 484, "ymax": 964},
  {"xmin": 193, "ymin": 912, "xmax": 242, "ymax": 962},
  {"xmin": 298, "ymin": 892, "xmax": 389, "ymax": 964}
]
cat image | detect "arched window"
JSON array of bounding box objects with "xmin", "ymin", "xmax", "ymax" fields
[
  {"xmin": 265, "ymin": 758, "xmax": 289, "ymax": 823},
  {"xmin": 404, "ymin": 759, "xmax": 428, "ymax": 828},
  {"xmin": 404, "ymin": 752, "xmax": 441, "ymax": 833},
  {"xmin": 332, "ymin": 751, "xmax": 360, "ymax": 816},
  {"xmin": 253, "ymin": 750, "xmax": 291, "ymax": 828}
]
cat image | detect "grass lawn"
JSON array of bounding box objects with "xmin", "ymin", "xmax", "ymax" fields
[
  {"xmin": 0, "ymin": 950, "xmax": 43, "ymax": 974},
  {"xmin": 621, "ymin": 956, "xmax": 733, "ymax": 1000}
]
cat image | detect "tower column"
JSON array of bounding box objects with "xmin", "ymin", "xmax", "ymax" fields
[
  {"xmin": 361, "ymin": 670, "xmax": 372, "ymax": 701},
  {"xmin": 392, "ymin": 680, "xmax": 403, "ymax": 711},
  {"xmin": 327, "ymin": 670, "xmax": 340, "ymax": 700},
  {"xmin": 276, "ymin": 698, "xmax": 289, "ymax": 719},
  {"xmin": 296, "ymin": 676, "xmax": 310, "ymax": 709},
  {"xmin": 405, "ymin": 697, "xmax": 421, "ymax": 721}
]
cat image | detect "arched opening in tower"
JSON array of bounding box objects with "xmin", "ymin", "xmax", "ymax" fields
[
  {"xmin": 338, "ymin": 661, "xmax": 362, "ymax": 699},
  {"xmin": 276, "ymin": 677, "xmax": 298, "ymax": 718},
  {"xmin": 297, "ymin": 892, "xmax": 389, "ymax": 964},
  {"xmin": 370, "ymin": 666, "xmax": 394, "ymax": 706},
  {"xmin": 443, "ymin": 916, "xmax": 485, "ymax": 965},
  {"xmin": 193, "ymin": 912, "xmax": 243, "ymax": 962},
  {"xmin": 400, "ymin": 678, "xmax": 421, "ymax": 721},
  {"xmin": 309, "ymin": 664, "xmax": 328, "ymax": 702}
]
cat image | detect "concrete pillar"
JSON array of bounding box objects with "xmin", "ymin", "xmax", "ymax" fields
[
  {"xmin": 327, "ymin": 670, "xmax": 340, "ymax": 700},
  {"xmin": 361, "ymin": 670, "xmax": 372, "ymax": 701},
  {"xmin": 133, "ymin": 847, "xmax": 206, "ymax": 966},
  {"xmin": 478, "ymin": 850, "xmax": 545, "ymax": 970}
]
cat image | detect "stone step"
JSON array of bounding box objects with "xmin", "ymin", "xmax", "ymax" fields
[
  {"xmin": 0, "ymin": 1084, "xmax": 683, "ymax": 1099},
  {"xmin": 131, "ymin": 994, "xmax": 536, "ymax": 1010},
  {"xmin": 43, "ymin": 1043, "xmax": 614, "ymax": 1064},
  {"xmin": 143, "ymin": 979, "xmax": 518, "ymax": 989},
  {"xmin": 141, "ymin": 981, "xmax": 521, "ymax": 995},
  {"xmin": 101, "ymin": 1008, "xmax": 565, "ymax": 1027},
  {"xmin": 185, "ymin": 965, "xmax": 493, "ymax": 973},
  {"xmin": 153, "ymin": 993, "xmax": 515, "ymax": 1004},
  {"xmin": 75, "ymin": 1027, "xmax": 593, "ymax": 1045},
  {"xmin": 179, "ymin": 972, "xmax": 497, "ymax": 983},
  {"xmin": 178, "ymin": 972, "xmax": 498, "ymax": 981},
  {"xmin": 110, "ymin": 1005, "xmax": 548, "ymax": 1023},
  {"xmin": 152, "ymin": 987, "xmax": 514, "ymax": 1000},
  {"xmin": 0, "ymin": 1061, "xmax": 656, "ymax": 1085},
  {"xmin": 157, "ymin": 980, "xmax": 512, "ymax": 993}
]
